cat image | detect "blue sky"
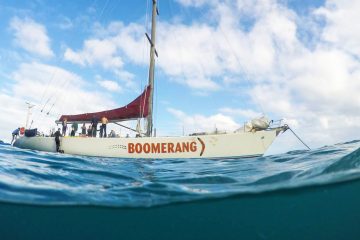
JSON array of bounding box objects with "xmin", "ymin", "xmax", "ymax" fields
[{"xmin": 1, "ymin": 0, "xmax": 360, "ymax": 154}]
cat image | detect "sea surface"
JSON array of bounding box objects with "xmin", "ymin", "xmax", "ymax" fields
[{"xmin": 0, "ymin": 140, "xmax": 359, "ymax": 239}]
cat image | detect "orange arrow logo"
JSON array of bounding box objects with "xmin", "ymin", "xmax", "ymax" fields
[{"xmin": 197, "ymin": 137, "xmax": 205, "ymax": 156}]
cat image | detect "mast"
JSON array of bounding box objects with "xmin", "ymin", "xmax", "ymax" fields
[{"xmin": 146, "ymin": 0, "xmax": 158, "ymax": 137}]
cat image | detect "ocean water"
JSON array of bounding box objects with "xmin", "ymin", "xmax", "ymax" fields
[{"xmin": 0, "ymin": 140, "xmax": 360, "ymax": 239}]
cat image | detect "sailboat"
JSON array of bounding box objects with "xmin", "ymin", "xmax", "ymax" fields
[{"xmin": 14, "ymin": 0, "xmax": 287, "ymax": 159}]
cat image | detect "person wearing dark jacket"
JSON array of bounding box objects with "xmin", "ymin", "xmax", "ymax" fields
[
  {"xmin": 81, "ymin": 123, "xmax": 86, "ymax": 136},
  {"xmin": 54, "ymin": 128, "xmax": 61, "ymax": 152},
  {"xmin": 87, "ymin": 125, "xmax": 92, "ymax": 137},
  {"xmin": 91, "ymin": 116, "xmax": 98, "ymax": 137}
]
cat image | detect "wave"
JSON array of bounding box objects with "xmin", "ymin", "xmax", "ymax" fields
[{"xmin": 0, "ymin": 140, "xmax": 359, "ymax": 207}]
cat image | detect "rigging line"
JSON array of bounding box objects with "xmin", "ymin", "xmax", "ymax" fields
[
  {"xmin": 41, "ymin": 97, "xmax": 52, "ymax": 112},
  {"xmin": 45, "ymin": 80, "xmax": 70, "ymax": 115},
  {"xmin": 46, "ymin": 102, "xmax": 55, "ymax": 115},
  {"xmin": 45, "ymin": 80, "xmax": 72, "ymax": 116},
  {"xmin": 141, "ymin": 86, "xmax": 147, "ymax": 121},
  {"xmin": 40, "ymin": 67, "xmax": 68, "ymax": 113},
  {"xmin": 90, "ymin": 0, "xmax": 99, "ymax": 10},
  {"xmin": 42, "ymin": 0, "xmax": 111, "ymax": 115},
  {"xmin": 285, "ymin": 125, "xmax": 311, "ymax": 150},
  {"xmin": 217, "ymin": 26, "xmax": 266, "ymax": 115},
  {"xmin": 177, "ymin": 2, "xmax": 212, "ymax": 87},
  {"xmin": 138, "ymin": 0, "xmax": 151, "ymax": 119},
  {"xmin": 98, "ymin": 0, "xmax": 111, "ymax": 20},
  {"xmin": 145, "ymin": 0, "xmax": 150, "ymax": 33},
  {"xmin": 39, "ymin": 69, "xmax": 59, "ymax": 110},
  {"xmin": 38, "ymin": 0, "xmax": 99, "ymax": 111},
  {"xmin": 154, "ymin": 59, "xmax": 158, "ymax": 132},
  {"xmin": 213, "ymin": 30, "xmax": 253, "ymax": 112},
  {"xmin": 141, "ymin": 0, "xmax": 151, "ymax": 94},
  {"xmin": 180, "ymin": 2, "xmax": 266, "ymax": 116},
  {"xmin": 167, "ymin": 0, "xmax": 189, "ymax": 86},
  {"xmin": 153, "ymin": 2, "xmax": 160, "ymax": 133},
  {"xmin": 101, "ymin": 1, "xmax": 119, "ymax": 23},
  {"xmin": 41, "ymin": 69, "xmax": 70, "ymax": 111}
]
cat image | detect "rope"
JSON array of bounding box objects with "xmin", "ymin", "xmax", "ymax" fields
[{"xmin": 284, "ymin": 124, "xmax": 311, "ymax": 150}]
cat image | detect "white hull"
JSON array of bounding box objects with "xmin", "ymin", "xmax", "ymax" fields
[{"xmin": 13, "ymin": 129, "xmax": 282, "ymax": 159}]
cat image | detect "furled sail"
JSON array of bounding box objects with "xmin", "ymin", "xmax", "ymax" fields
[{"xmin": 57, "ymin": 85, "xmax": 150, "ymax": 123}]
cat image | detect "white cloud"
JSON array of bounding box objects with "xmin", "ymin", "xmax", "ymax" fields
[
  {"xmin": 219, "ymin": 108, "xmax": 261, "ymax": 120},
  {"xmin": 64, "ymin": 21, "xmax": 145, "ymax": 67},
  {"xmin": 97, "ymin": 80, "xmax": 121, "ymax": 92},
  {"xmin": 10, "ymin": 17, "xmax": 54, "ymax": 58},
  {"xmin": 167, "ymin": 107, "xmax": 240, "ymax": 134},
  {"xmin": 64, "ymin": 38, "xmax": 123, "ymax": 69},
  {"xmin": 96, "ymin": 75, "xmax": 122, "ymax": 92},
  {"xmin": 63, "ymin": 21, "xmax": 144, "ymax": 90},
  {"xmin": 175, "ymin": 0, "xmax": 209, "ymax": 7},
  {"xmin": 315, "ymin": 0, "xmax": 360, "ymax": 57}
]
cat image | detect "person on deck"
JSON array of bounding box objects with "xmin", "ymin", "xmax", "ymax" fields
[
  {"xmin": 62, "ymin": 118, "xmax": 67, "ymax": 136},
  {"xmin": 91, "ymin": 116, "xmax": 98, "ymax": 137},
  {"xmin": 81, "ymin": 123, "xmax": 86, "ymax": 136},
  {"xmin": 11, "ymin": 127, "xmax": 20, "ymax": 144},
  {"xmin": 100, "ymin": 116, "xmax": 108, "ymax": 138},
  {"xmin": 70, "ymin": 128, "xmax": 75, "ymax": 137},
  {"xmin": 87, "ymin": 125, "xmax": 92, "ymax": 137},
  {"xmin": 71, "ymin": 122, "xmax": 78, "ymax": 136},
  {"xmin": 109, "ymin": 130, "xmax": 116, "ymax": 138},
  {"xmin": 54, "ymin": 128, "xmax": 61, "ymax": 152}
]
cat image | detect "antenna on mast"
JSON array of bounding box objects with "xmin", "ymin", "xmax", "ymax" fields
[{"xmin": 25, "ymin": 102, "xmax": 36, "ymax": 129}]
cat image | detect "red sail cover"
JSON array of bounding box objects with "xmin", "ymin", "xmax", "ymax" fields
[{"xmin": 58, "ymin": 85, "xmax": 150, "ymax": 123}]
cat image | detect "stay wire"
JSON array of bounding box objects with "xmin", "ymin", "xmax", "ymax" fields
[
  {"xmin": 45, "ymin": 80, "xmax": 71, "ymax": 116},
  {"xmin": 217, "ymin": 25, "xmax": 266, "ymax": 115},
  {"xmin": 168, "ymin": 0, "xmax": 188, "ymax": 83},
  {"xmin": 98, "ymin": 0, "xmax": 111, "ymax": 20},
  {"xmin": 285, "ymin": 125, "xmax": 311, "ymax": 150},
  {"xmin": 139, "ymin": 0, "xmax": 150, "ymax": 122},
  {"xmin": 178, "ymin": 3, "xmax": 210, "ymax": 88},
  {"xmin": 44, "ymin": 0, "xmax": 114, "ymax": 116},
  {"xmin": 39, "ymin": 0, "xmax": 99, "ymax": 112}
]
